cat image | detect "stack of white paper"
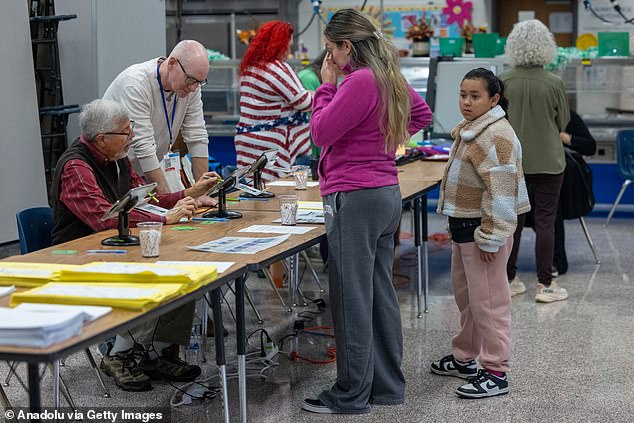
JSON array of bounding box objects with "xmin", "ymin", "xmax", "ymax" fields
[
  {"xmin": 0, "ymin": 308, "xmax": 84, "ymax": 348},
  {"xmin": 14, "ymin": 303, "xmax": 112, "ymax": 322}
]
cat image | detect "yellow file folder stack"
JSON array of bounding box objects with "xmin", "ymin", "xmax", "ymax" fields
[
  {"xmin": 0, "ymin": 262, "xmax": 79, "ymax": 287},
  {"xmin": 11, "ymin": 282, "xmax": 184, "ymax": 312}
]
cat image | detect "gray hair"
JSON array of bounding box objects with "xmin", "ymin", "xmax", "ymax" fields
[
  {"xmin": 505, "ymin": 19, "xmax": 557, "ymax": 67},
  {"xmin": 79, "ymin": 99, "xmax": 129, "ymax": 141}
]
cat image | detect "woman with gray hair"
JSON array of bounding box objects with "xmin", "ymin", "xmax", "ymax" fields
[
  {"xmin": 301, "ymin": 8, "xmax": 432, "ymax": 414},
  {"xmin": 501, "ymin": 19, "xmax": 570, "ymax": 303}
]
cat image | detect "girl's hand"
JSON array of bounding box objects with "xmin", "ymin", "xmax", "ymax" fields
[
  {"xmin": 321, "ymin": 52, "xmax": 339, "ymax": 85},
  {"xmin": 479, "ymin": 250, "xmax": 497, "ymax": 263}
]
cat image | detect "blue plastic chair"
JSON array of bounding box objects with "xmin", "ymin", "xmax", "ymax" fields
[
  {"xmin": 605, "ymin": 130, "xmax": 634, "ymax": 227},
  {"xmin": 16, "ymin": 207, "xmax": 54, "ymax": 254}
]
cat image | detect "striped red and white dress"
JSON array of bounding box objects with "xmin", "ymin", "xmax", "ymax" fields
[{"xmin": 235, "ymin": 61, "xmax": 312, "ymax": 180}]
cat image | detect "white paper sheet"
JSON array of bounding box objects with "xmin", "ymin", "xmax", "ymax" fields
[
  {"xmin": 37, "ymin": 284, "xmax": 161, "ymax": 299},
  {"xmin": 0, "ymin": 268, "xmax": 55, "ymax": 277},
  {"xmin": 272, "ymin": 209, "xmax": 324, "ymax": 224},
  {"xmin": 156, "ymin": 261, "xmax": 235, "ymax": 274},
  {"xmin": 70, "ymin": 263, "xmax": 186, "ymax": 276},
  {"xmin": 267, "ymin": 181, "xmax": 319, "ymax": 187},
  {"xmin": 298, "ymin": 201, "xmax": 323, "ymax": 210},
  {"xmin": 188, "ymin": 235, "xmax": 290, "ymax": 254},
  {"xmin": 0, "ymin": 285, "xmax": 16, "ymax": 298},
  {"xmin": 238, "ymin": 225, "xmax": 316, "ymax": 235},
  {"xmin": 14, "ymin": 303, "xmax": 112, "ymax": 322}
]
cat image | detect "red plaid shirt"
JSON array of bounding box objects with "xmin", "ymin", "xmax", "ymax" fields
[{"xmin": 59, "ymin": 139, "xmax": 184, "ymax": 232}]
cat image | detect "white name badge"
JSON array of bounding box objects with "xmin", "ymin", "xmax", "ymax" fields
[{"xmin": 162, "ymin": 152, "xmax": 181, "ymax": 171}]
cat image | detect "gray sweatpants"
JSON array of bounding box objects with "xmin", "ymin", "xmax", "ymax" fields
[{"xmin": 319, "ymin": 185, "xmax": 405, "ymax": 413}]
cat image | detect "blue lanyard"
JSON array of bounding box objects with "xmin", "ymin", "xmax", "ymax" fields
[{"xmin": 157, "ymin": 61, "xmax": 177, "ymax": 145}]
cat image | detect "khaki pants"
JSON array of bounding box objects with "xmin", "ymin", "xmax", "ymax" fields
[
  {"xmin": 121, "ymin": 302, "xmax": 195, "ymax": 346},
  {"xmin": 451, "ymin": 237, "xmax": 513, "ymax": 372}
]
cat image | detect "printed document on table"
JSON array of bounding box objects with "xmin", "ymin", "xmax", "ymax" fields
[
  {"xmin": 238, "ymin": 225, "xmax": 316, "ymax": 235},
  {"xmin": 267, "ymin": 181, "xmax": 319, "ymax": 187},
  {"xmin": 188, "ymin": 235, "xmax": 290, "ymax": 254},
  {"xmin": 156, "ymin": 261, "xmax": 236, "ymax": 274},
  {"xmin": 272, "ymin": 209, "xmax": 324, "ymax": 224}
]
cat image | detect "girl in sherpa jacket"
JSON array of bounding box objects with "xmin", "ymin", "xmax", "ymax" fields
[{"xmin": 431, "ymin": 68, "xmax": 530, "ymax": 399}]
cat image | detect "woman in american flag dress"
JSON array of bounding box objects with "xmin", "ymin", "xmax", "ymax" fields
[{"xmin": 235, "ymin": 21, "xmax": 313, "ymax": 180}]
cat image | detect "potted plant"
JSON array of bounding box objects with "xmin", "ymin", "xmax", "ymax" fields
[
  {"xmin": 461, "ymin": 21, "xmax": 487, "ymax": 54},
  {"xmin": 406, "ymin": 15, "xmax": 434, "ymax": 57}
]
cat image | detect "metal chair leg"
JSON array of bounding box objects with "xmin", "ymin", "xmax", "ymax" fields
[
  {"xmin": 605, "ymin": 179, "xmax": 632, "ymax": 227},
  {"xmin": 262, "ymin": 268, "xmax": 292, "ymax": 312},
  {"xmin": 3, "ymin": 361, "xmax": 17, "ymax": 386},
  {"xmin": 300, "ymin": 250, "xmax": 325, "ymax": 293},
  {"xmin": 579, "ymin": 217, "xmax": 601, "ymax": 264},
  {"xmin": 244, "ymin": 283, "xmax": 264, "ymax": 324},
  {"xmin": 58, "ymin": 372, "xmax": 77, "ymax": 411},
  {"xmin": 84, "ymin": 348, "xmax": 110, "ymax": 398},
  {"xmin": 0, "ymin": 384, "xmax": 12, "ymax": 409}
]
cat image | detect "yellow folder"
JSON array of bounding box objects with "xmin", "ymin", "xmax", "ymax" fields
[
  {"xmin": 10, "ymin": 282, "xmax": 183, "ymax": 312},
  {"xmin": 0, "ymin": 262, "xmax": 81, "ymax": 288},
  {"xmin": 56, "ymin": 262, "xmax": 217, "ymax": 294}
]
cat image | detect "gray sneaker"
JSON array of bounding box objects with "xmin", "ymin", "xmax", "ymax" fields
[
  {"xmin": 509, "ymin": 277, "xmax": 526, "ymax": 296},
  {"xmin": 100, "ymin": 345, "xmax": 152, "ymax": 392},
  {"xmin": 431, "ymin": 354, "xmax": 478, "ymax": 379}
]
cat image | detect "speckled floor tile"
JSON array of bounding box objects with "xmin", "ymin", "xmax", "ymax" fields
[{"xmin": 1, "ymin": 214, "xmax": 633, "ymax": 422}]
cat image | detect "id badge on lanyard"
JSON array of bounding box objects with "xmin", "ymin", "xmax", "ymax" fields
[{"xmin": 162, "ymin": 152, "xmax": 181, "ymax": 171}]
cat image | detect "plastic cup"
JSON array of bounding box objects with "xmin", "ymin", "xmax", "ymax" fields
[
  {"xmin": 137, "ymin": 222, "xmax": 163, "ymax": 257},
  {"xmin": 292, "ymin": 165, "xmax": 309, "ymax": 190},
  {"xmin": 278, "ymin": 195, "xmax": 298, "ymax": 226}
]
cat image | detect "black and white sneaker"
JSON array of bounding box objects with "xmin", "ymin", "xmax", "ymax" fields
[
  {"xmin": 430, "ymin": 354, "xmax": 477, "ymax": 379},
  {"xmin": 302, "ymin": 398, "xmax": 334, "ymax": 414},
  {"xmin": 455, "ymin": 369, "xmax": 509, "ymax": 398}
]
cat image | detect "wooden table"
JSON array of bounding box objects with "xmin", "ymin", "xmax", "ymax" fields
[
  {"xmin": 229, "ymin": 159, "xmax": 447, "ymax": 316},
  {"xmin": 1, "ymin": 211, "xmax": 325, "ymax": 423}
]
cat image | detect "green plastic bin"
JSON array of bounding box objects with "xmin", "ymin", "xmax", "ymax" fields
[
  {"xmin": 439, "ymin": 37, "xmax": 465, "ymax": 57},
  {"xmin": 496, "ymin": 36, "xmax": 506, "ymax": 55},
  {"xmin": 598, "ymin": 32, "xmax": 630, "ymax": 57},
  {"xmin": 472, "ymin": 33, "xmax": 499, "ymax": 58}
]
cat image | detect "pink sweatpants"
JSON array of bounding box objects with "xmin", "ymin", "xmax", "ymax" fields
[{"xmin": 451, "ymin": 237, "xmax": 513, "ymax": 372}]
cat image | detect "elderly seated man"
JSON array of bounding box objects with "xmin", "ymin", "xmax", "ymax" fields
[{"xmin": 51, "ymin": 98, "xmax": 220, "ymax": 392}]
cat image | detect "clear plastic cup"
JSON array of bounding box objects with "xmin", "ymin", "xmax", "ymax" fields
[
  {"xmin": 278, "ymin": 195, "xmax": 299, "ymax": 226},
  {"xmin": 292, "ymin": 165, "xmax": 309, "ymax": 190},
  {"xmin": 137, "ymin": 221, "xmax": 163, "ymax": 257}
]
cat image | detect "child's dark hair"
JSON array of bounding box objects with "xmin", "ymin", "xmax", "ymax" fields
[{"xmin": 463, "ymin": 68, "xmax": 509, "ymax": 115}]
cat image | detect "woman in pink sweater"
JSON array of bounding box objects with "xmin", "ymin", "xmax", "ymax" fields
[{"xmin": 301, "ymin": 8, "xmax": 432, "ymax": 415}]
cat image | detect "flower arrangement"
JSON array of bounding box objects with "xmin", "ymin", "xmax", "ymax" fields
[
  {"xmin": 236, "ymin": 29, "xmax": 257, "ymax": 45},
  {"xmin": 460, "ymin": 21, "xmax": 487, "ymax": 42},
  {"xmin": 405, "ymin": 16, "xmax": 434, "ymax": 41}
]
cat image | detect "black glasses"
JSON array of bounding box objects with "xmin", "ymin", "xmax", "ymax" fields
[
  {"xmin": 176, "ymin": 58, "xmax": 207, "ymax": 87},
  {"xmin": 104, "ymin": 120, "xmax": 135, "ymax": 137}
]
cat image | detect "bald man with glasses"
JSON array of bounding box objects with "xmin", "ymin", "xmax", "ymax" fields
[{"xmin": 104, "ymin": 40, "xmax": 211, "ymax": 195}]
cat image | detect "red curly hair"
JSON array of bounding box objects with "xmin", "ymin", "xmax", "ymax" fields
[{"xmin": 239, "ymin": 21, "xmax": 293, "ymax": 76}]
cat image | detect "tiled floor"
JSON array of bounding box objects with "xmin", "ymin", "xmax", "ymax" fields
[{"xmin": 1, "ymin": 212, "xmax": 633, "ymax": 422}]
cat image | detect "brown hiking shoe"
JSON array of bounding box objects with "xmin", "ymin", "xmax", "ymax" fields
[
  {"xmin": 100, "ymin": 345, "xmax": 152, "ymax": 392},
  {"xmin": 139, "ymin": 347, "xmax": 201, "ymax": 382}
]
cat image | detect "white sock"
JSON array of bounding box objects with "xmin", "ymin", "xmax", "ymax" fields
[
  {"xmin": 147, "ymin": 341, "xmax": 171, "ymax": 360},
  {"xmin": 109, "ymin": 335, "xmax": 135, "ymax": 356}
]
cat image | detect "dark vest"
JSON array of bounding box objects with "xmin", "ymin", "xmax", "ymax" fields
[{"xmin": 51, "ymin": 138, "xmax": 132, "ymax": 244}]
